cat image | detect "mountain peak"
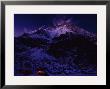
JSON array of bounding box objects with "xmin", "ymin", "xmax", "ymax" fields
[{"xmin": 19, "ymin": 17, "xmax": 96, "ymax": 44}]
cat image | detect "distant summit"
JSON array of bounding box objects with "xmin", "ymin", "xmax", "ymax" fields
[{"xmin": 19, "ymin": 17, "xmax": 96, "ymax": 44}]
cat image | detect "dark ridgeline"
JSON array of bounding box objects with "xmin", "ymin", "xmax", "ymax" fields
[{"xmin": 14, "ymin": 16, "xmax": 97, "ymax": 76}]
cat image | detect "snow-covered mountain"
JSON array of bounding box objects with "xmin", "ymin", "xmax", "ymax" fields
[
  {"xmin": 14, "ymin": 18, "xmax": 97, "ymax": 76},
  {"xmin": 19, "ymin": 21, "xmax": 96, "ymax": 45}
]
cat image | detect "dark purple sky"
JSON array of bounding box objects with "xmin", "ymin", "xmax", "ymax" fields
[{"xmin": 14, "ymin": 14, "xmax": 97, "ymax": 37}]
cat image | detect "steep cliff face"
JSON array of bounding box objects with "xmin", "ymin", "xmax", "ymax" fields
[{"xmin": 14, "ymin": 17, "xmax": 97, "ymax": 76}]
